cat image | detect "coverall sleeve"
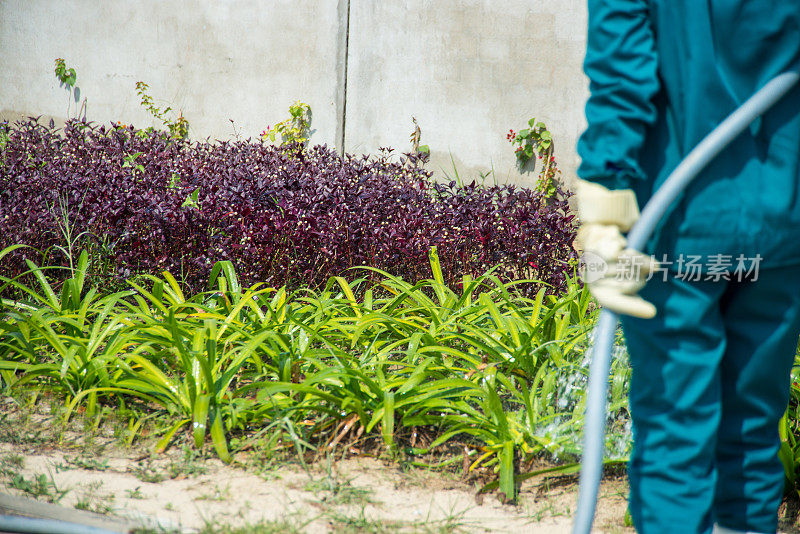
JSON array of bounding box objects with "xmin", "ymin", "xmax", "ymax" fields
[{"xmin": 577, "ymin": 0, "xmax": 661, "ymax": 190}]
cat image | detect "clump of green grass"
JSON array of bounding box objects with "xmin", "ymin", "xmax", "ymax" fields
[
  {"xmin": 0, "ymin": 244, "xmax": 621, "ymax": 502},
  {"xmin": 304, "ymin": 458, "xmax": 374, "ymax": 507},
  {"xmin": 197, "ymin": 518, "xmax": 307, "ymax": 534},
  {"xmin": 6, "ymin": 471, "xmax": 69, "ymax": 503},
  {"xmin": 74, "ymin": 480, "xmax": 115, "ymax": 514}
]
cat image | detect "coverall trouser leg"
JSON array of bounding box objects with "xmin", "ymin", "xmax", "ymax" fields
[{"xmin": 620, "ymin": 265, "xmax": 800, "ymax": 534}]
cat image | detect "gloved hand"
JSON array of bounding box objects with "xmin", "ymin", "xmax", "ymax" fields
[{"xmin": 575, "ymin": 179, "xmax": 658, "ymax": 319}]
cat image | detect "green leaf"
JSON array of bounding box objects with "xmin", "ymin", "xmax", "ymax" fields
[
  {"xmin": 334, "ymin": 277, "xmax": 362, "ymax": 318},
  {"xmin": 25, "ymin": 260, "xmax": 59, "ymax": 310},
  {"xmin": 156, "ymin": 419, "xmax": 190, "ymax": 453},
  {"xmin": 182, "ymin": 188, "xmax": 200, "ymax": 209},
  {"xmin": 74, "ymin": 249, "xmax": 88, "ymax": 295},
  {"xmin": 210, "ymin": 409, "xmax": 232, "ymax": 463},
  {"xmin": 192, "ymin": 394, "xmax": 211, "ymax": 448},
  {"xmin": 478, "ymin": 462, "xmax": 581, "ymax": 495},
  {"xmin": 427, "ymin": 246, "xmax": 450, "ymax": 307},
  {"xmin": 0, "ymin": 244, "xmax": 27, "ymax": 263},
  {"xmin": 211, "ymin": 260, "xmax": 241, "ymax": 294},
  {"xmin": 382, "ymin": 391, "xmax": 396, "ymax": 451},
  {"xmin": 499, "ymin": 441, "xmax": 517, "ymax": 503},
  {"xmin": 160, "ymin": 271, "xmax": 186, "ymax": 304}
]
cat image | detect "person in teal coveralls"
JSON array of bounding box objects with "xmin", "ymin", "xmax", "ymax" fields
[{"xmin": 574, "ymin": 1, "xmax": 800, "ymax": 533}]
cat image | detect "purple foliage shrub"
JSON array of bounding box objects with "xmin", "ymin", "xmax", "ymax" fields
[{"xmin": 0, "ymin": 118, "xmax": 577, "ymax": 294}]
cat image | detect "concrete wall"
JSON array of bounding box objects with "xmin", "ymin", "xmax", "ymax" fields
[
  {"xmin": 0, "ymin": 0, "xmax": 588, "ymax": 186},
  {"xmin": 0, "ymin": 0, "xmax": 344, "ymax": 145},
  {"xmin": 345, "ymin": 0, "xmax": 589, "ymax": 187}
]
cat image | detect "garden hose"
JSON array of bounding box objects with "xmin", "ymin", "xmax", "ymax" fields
[
  {"xmin": 572, "ymin": 70, "xmax": 800, "ymax": 534},
  {"xmin": 0, "ymin": 514, "xmax": 123, "ymax": 534}
]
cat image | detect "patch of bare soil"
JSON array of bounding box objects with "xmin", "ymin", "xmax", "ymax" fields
[{"xmin": 0, "ymin": 397, "xmax": 634, "ymax": 533}]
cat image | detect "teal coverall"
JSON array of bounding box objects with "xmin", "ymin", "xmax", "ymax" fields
[{"xmin": 577, "ymin": 1, "xmax": 800, "ymax": 532}]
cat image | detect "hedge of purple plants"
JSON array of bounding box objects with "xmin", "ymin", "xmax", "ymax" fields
[{"xmin": 0, "ymin": 118, "xmax": 577, "ymax": 294}]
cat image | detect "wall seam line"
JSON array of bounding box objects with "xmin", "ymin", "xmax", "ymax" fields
[{"xmin": 337, "ymin": 0, "xmax": 351, "ymax": 155}]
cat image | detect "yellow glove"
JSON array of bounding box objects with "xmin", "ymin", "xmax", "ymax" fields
[{"xmin": 576, "ymin": 180, "xmax": 658, "ymax": 319}]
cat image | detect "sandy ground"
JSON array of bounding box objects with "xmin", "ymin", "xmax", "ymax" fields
[
  {"xmin": 2, "ymin": 397, "xmax": 799, "ymax": 533},
  {"xmin": 0, "ymin": 443, "xmax": 633, "ymax": 533},
  {"xmin": 0, "ymin": 393, "xmax": 633, "ymax": 533}
]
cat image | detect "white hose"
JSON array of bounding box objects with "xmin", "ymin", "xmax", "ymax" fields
[
  {"xmin": 572, "ymin": 71, "xmax": 800, "ymax": 534},
  {"xmin": 0, "ymin": 514, "xmax": 123, "ymax": 534}
]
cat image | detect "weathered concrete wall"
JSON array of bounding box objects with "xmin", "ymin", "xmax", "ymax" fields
[
  {"xmin": 345, "ymin": 0, "xmax": 589, "ymax": 187},
  {"xmin": 0, "ymin": 0, "xmax": 588, "ymax": 186},
  {"xmin": 0, "ymin": 0, "xmax": 343, "ymax": 145}
]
